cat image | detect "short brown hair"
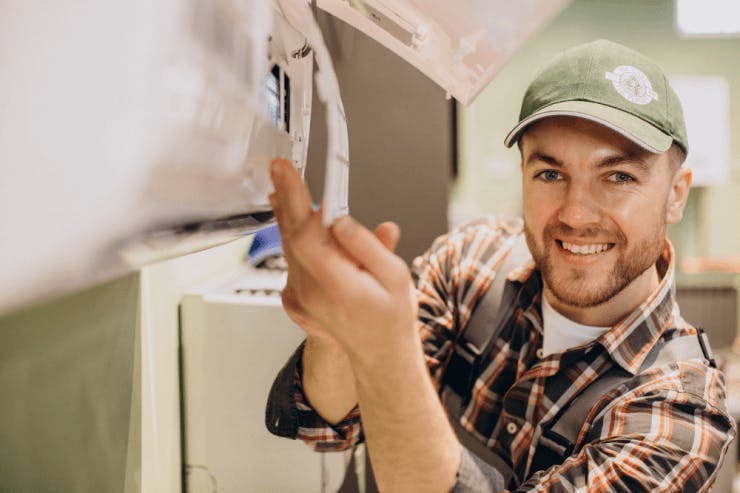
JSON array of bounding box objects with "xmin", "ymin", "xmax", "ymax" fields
[{"xmin": 668, "ymin": 143, "xmax": 687, "ymax": 172}]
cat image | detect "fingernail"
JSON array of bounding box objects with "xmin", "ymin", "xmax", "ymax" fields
[
  {"xmin": 270, "ymin": 159, "xmax": 282, "ymax": 180},
  {"xmin": 333, "ymin": 216, "xmax": 353, "ymax": 235}
]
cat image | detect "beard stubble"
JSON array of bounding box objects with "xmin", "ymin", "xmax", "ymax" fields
[{"xmin": 524, "ymin": 217, "xmax": 665, "ymax": 308}]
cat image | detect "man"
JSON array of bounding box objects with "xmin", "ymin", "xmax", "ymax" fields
[{"xmin": 265, "ymin": 40, "xmax": 735, "ymax": 492}]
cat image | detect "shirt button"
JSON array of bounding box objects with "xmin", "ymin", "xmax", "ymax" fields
[
  {"xmin": 536, "ymin": 348, "xmax": 544, "ymax": 359},
  {"xmin": 506, "ymin": 422, "xmax": 518, "ymax": 434}
]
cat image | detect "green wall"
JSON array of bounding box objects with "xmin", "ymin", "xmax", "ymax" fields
[
  {"xmin": 0, "ymin": 274, "xmax": 139, "ymax": 492},
  {"xmin": 454, "ymin": 0, "xmax": 740, "ymax": 260}
]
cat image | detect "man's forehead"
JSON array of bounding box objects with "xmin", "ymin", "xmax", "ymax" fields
[{"xmin": 520, "ymin": 116, "xmax": 654, "ymax": 158}]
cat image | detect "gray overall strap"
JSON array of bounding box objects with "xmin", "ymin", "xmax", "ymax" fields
[
  {"xmin": 441, "ymin": 233, "xmax": 530, "ymax": 488},
  {"xmin": 446, "ymin": 399, "xmax": 518, "ymax": 487},
  {"xmin": 542, "ymin": 330, "xmax": 715, "ymax": 458},
  {"xmin": 464, "ymin": 233, "xmax": 531, "ymax": 353},
  {"xmin": 441, "ymin": 234, "xmax": 531, "ymax": 408}
]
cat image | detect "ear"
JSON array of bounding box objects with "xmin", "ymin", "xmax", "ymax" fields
[{"xmin": 665, "ymin": 166, "xmax": 692, "ymax": 224}]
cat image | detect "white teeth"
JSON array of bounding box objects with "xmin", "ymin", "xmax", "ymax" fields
[{"xmin": 560, "ymin": 241, "xmax": 611, "ymax": 255}]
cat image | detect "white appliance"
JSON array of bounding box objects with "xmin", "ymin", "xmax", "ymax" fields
[
  {"xmin": 179, "ymin": 265, "xmax": 350, "ymax": 492},
  {"xmin": 0, "ymin": 0, "xmax": 314, "ymax": 313}
]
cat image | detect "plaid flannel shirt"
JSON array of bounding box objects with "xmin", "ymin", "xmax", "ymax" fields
[{"xmin": 265, "ymin": 216, "xmax": 735, "ymax": 492}]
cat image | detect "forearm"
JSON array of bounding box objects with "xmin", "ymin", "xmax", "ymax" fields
[
  {"xmin": 302, "ymin": 334, "xmax": 358, "ymax": 425},
  {"xmin": 351, "ymin": 337, "xmax": 461, "ymax": 493}
]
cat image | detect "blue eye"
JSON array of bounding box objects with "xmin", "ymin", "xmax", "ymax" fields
[
  {"xmin": 538, "ymin": 169, "xmax": 562, "ymax": 182},
  {"xmin": 608, "ymin": 172, "xmax": 635, "ymax": 183}
]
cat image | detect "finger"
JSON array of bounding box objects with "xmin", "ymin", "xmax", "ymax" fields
[
  {"xmin": 323, "ymin": 221, "xmax": 398, "ymax": 270},
  {"xmin": 373, "ymin": 221, "xmax": 401, "ymax": 252},
  {"xmin": 330, "ymin": 216, "xmax": 407, "ymax": 289},
  {"xmin": 318, "ymin": 206, "xmax": 379, "ymax": 267},
  {"xmin": 270, "ymin": 158, "xmax": 313, "ymax": 237},
  {"xmin": 290, "ymin": 213, "xmax": 384, "ymax": 295}
]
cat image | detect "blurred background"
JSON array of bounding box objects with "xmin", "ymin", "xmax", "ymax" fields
[{"xmin": 0, "ymin": 0, "xmax": 738, "ymax": 492}]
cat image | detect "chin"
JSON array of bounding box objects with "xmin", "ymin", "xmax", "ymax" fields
[
  {"xmin": 548, "ymin": 276, "xmax": 618, "ymax": 308},
  {"xmin": 545, "ymin": 267, "xmax": 621, "ymax": 308}
]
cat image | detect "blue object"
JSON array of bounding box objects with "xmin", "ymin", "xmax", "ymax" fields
[{"xmin": 247, "ymin": 223, "xmax": 283, "ymax": 266}]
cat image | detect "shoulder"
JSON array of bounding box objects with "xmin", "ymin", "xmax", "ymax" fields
[
  {"xmin": 598, "ymin": 325, "xmax": 730, "ymax": 421},
  {"xmin": 587, "ymin": 349, "xmax": 734, "ymax": 456},
  {"xmin": 422, "ymin": 214, "xmax": 524, "ymax": 263},
  {"xmin": 642, "ymin": 325, "xmax": 729, "ymax": 412},
  {"xmin": 448, "ymin": 214, "xmax": 523, "ymax": 243}
]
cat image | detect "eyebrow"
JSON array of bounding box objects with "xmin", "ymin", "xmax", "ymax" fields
[
  {"xmin": 596, "ymin": 153, "xmax": 650, "ymax": 171},
  {"xmin": 525, "ymin": 151, "xmax": 563, "ymax": 168},
  {"xmin": 525, "ymin": 150, "xmax": 650, "ymax": 171}
]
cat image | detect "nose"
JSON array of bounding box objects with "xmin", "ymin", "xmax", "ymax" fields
[{"xmin": 557, "ymin": 181, "xmax": 602, "ymax": 229}]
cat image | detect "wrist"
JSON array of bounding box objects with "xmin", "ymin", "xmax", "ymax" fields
[
  {"xmin": 349, "ymin": 332, "xmax": 426, "ymax": 385},
  {"xmin": 304, "ymin": 333, "xmax": 349, "ymax": 370},
  {"xmin": 347, "ymin": 329, "xmax": 460, "ymax": 493},
  {"xmin": 306, "ymin": 332, "xmax": 342, "ymax": 351}
]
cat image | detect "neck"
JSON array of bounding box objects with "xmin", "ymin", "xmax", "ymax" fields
[{"xmin": 543, "ymin": 265, "xmax": 660, "ymax": 326}]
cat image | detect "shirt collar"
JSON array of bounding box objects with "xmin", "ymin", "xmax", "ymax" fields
[
  {"xmin": 511, "ymin": 239, "xmax": 678, "ymax": 375},
  {"xmin": 598, "ymin": 240, "xmax": 677, "ymax": 374}
]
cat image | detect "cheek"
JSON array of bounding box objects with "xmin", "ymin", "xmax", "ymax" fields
[
  {"xmin": 599, "ymin": 190, "xmax": 666, "ymax": 240},
  {"xmin": 604, "ymin": 189, "xmax": 667, "ymax": 215},
  {"xmin": 522, "ymin": 185, "xmax": 559, "ymax": 232}
]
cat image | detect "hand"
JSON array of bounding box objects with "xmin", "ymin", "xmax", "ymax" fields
[
  {"xmin": 280, "ymin": 220, "xmax": 400, "ymax": 341},
  {"xmin": 269, "ymin": 158, "xmax": 418, "ymax": 364}
]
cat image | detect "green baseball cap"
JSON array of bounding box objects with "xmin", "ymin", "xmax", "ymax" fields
[{"xmin": 504, "ymin": 39, "xmax": 688, "ymax": 154}]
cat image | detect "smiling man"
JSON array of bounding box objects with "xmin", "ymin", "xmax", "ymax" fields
[
  {"xmin": 265, "ymin": 40, "xmax": 735, "ymax": 492},
  {"xmin": 520, "ymin": 116, "xmax": 683, "ymax": 327}
]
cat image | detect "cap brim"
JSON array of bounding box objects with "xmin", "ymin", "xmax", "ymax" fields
[{"xmin": 504, "ymin": 100, "xmax": 673, "ymax": 153}]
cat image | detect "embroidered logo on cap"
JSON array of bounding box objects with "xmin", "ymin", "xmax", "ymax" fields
[{"xmin": 605, "ymin": 66, "xmax": 658, "ymax": 105}]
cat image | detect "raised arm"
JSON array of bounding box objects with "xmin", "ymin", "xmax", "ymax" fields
[{"xmin": 268, "ymin": 157, "xmax": 462, "ymax": 492}]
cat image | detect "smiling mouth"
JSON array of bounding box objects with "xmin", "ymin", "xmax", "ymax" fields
[{"xmin": 556, "ymin": 240, "xmax": 615, "ymax": 256}]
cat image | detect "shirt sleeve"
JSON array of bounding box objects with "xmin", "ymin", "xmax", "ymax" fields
[
  {"xmin": 513, "ymin": 367, "xmax": 737, "ymax": 492},
  {"xmin": 264, "ymin": 339, "xmax": 363, "ymax": 451},
  {"xmin": 452, "ymin": 446, "xmax": 507, "ymax": 493}
]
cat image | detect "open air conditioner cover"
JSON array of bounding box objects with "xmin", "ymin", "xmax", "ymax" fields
[{"xmin": 317, "ymin": 0, "xmax": 570, "ymax": 105}]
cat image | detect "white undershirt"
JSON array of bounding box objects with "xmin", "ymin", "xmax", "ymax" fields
[{"xmin": 541, "ymin": 296, "xmax": 611, "ymax": 357}]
